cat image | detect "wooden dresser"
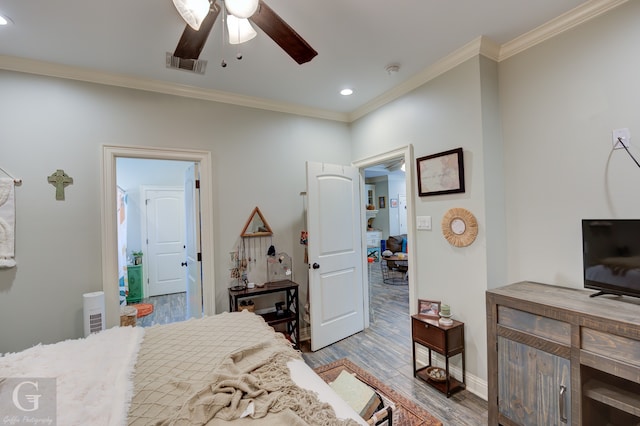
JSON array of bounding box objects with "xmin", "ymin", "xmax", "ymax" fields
[{"xmin": 486, "ymin": 281, "xmax": 640, "ymax": 426}]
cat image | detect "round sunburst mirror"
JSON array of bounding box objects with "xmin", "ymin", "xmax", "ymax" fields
[{"xmin": 441, "ymin": 208, "xmax": 478, "ymax": 247}]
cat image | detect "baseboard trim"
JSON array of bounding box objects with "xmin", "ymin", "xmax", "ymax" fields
[{"xmin": 415, "ymin": 346, "xmax": 488, "ymax": 401}]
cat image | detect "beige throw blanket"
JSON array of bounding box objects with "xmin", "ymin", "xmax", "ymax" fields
[
  {"xmin": 128, "ymin": 312, "xmax": 359, "ymax": 426},
  {"xmin": 162, "ymin": 342, "xmax": 357, "ymax": 425}
]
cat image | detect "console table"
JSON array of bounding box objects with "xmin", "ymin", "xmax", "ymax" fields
[
  {"xmin": 229, "ymin": 280, "xmax": 299, "ymax": 349},
  {"xmin": 487, "ymin": 281, "xmax": 640, "ymax": 425},
  {"xmin": 411, "ymin": 314, "xmax": 465, "ymax": 397}
]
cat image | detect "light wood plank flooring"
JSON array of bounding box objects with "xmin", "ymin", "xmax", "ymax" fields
[{"xmin": 301, "ymin": 262, "xmax": 488, "ymax": 425}]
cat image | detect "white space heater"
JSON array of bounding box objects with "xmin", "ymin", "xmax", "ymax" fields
[{"xmin": 83, "ymin": 291, "xmax": 106, "ymax": 337}]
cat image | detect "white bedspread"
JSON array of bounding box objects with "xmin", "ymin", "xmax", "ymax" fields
[{"xmin": 0, "ymin": 326, "xmax": 145, "ymax": 426}]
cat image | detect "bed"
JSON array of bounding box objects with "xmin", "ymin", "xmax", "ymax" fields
[{"xmin": 0, "ymin": 311, "xmax": 368, "ymax": 425}]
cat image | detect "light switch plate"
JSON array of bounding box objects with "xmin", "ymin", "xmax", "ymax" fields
[{"xmin": 417, "ymin": 215, "xmax": 432, "ymax": 231}]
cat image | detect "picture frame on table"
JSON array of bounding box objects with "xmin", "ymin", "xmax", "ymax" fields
[
  {"xmin": 418, "ymin": 299, "xmax": 441, "ymax": 319},
  {"xmin": 416, "ymin": 147, "xmax": 465, "ymax": 196}
]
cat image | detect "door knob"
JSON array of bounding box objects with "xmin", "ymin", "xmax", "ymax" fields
[
  {"xmin": 312, "ymin": 263, "xmax": 320, "ymax": 269},
  {"xmin": 181, "ymin": 262, "xmax": 188, "ymax": 267}
]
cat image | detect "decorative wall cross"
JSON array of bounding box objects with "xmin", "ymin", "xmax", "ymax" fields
[{"xmin": 47, "ymin": 169, "xmax": 73, "ymax": 200}]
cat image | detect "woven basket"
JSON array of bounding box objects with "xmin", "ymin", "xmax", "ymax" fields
[
  {"xmin": 240, "ymin": 304, "xmax": 255, "ymax": 313},
  {"xmin": 120, "ymin": 306, "xmax": 137, "ymax": 327}
]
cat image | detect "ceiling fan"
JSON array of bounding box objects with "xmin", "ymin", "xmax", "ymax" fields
[{"xmin": 171, "ymin": 0, "xmax": 317, "ymax": 67}]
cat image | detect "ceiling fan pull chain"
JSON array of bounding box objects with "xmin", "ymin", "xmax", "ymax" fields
[
  {"xmin": 221, "ymin": 2, "xmax": 228, "ymax": 67},
  {"xmin": 236, "ymin": 23, "xmax": 243, "ymax": 60}
]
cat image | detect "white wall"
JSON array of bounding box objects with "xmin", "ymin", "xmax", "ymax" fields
[
  {"xmin": 0, "ymin": 72, "xmax": 351, "ymax": 353},
  {"xmin": 365, "ymin": 173, "xmax": 407, "ymax": 238},
  {"xmin": 350, "ymin": 56, "xmax": 499, "ymax": 390},
  {"xmin": 117, "ymin": 158, "xmax": 194, "ymax": 255},
  {"xmin": 500, "ymin": 0, "xmax": 640, "ymax": 289},
  {"xmin": 387, "ymin": 173, "xmax": 406, "ymax": 236}
]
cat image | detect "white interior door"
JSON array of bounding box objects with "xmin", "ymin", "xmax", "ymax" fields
[
  {"xmin": 145, "ymin": 188, "xmax": 186, "ymax": 296},
  {"xmin": 184, "ymin": 164, "xmax": 203, "ymax": 319},
  {"xmin": 307, "ymin": 161, "xmax": 364, "ymax": 351},
  {"xmin": 399, "ymin": 194, "xmax": 407, "ymax": 234}
]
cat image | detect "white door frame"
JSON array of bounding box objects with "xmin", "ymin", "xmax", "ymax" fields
[
  {"xmin": 352, "ymin": 145, "xmax": 418, "ymax": 322},
  {"xmin": 101, "ymin": 145, "xmax": 216, "ymax": 328}
]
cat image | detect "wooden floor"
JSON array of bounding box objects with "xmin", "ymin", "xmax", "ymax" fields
[{"xmin": 301, "ymin": 262, "xmax": 488, "ymax": 425}]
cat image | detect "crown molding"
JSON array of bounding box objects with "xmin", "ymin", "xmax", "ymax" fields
[
  {"xmin": 350, "ymin": 0, "xmax": 626, "ymax": 122},
  {"xmin": 0, "ymin": 55, "xmax": 350, "ymax": 123},
  {"xmin": 499, "ymin": 0, "xmax": 628, "ymax": 61},
  {"xmin": 349, "ymin": 37, "xmax": 487, "ymax": 122},
  {"xmin": 0, "ymin": 0, "xmax": 627, "ymax": 124}
]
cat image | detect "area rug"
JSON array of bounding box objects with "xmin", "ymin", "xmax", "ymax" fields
[{"xmin": 314, "ymin": 358, "xmax": 443, "ymax": 426}]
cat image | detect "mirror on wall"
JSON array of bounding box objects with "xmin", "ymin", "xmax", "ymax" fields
[{"xmin": 241, "ymin": 207, "xmax": 273, "ymax": 237}]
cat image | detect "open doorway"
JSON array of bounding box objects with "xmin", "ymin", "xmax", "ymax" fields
[
  {"xmin": 101, "ymin": 146, "xmax": 216, "ymax": 329},
  {"xmin": 352, "ymin": 145, "xmax": 417, "ymax": 326},
  {"xmin": 116, "ymin": 158, "xmax": 194, "ymax": 326}
]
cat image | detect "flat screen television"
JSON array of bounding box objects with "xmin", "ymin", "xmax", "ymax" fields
[{"xmin": 582, "ymin": 219, "xmax": 640, "ymax": 298}]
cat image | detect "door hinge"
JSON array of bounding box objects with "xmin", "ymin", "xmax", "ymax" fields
[
  {"xmin": 145, "ymin": 199, "xmax": 149, "ymax": 205},
  {"xmin": 195, "ymin": 180, "xmax": 200, "ymax": 189},
  {"xmin": 197, "ymin": 252, "xmax": 202, "ymax": 262}
]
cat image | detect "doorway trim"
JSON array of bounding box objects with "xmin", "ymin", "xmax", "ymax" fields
[
  {"xmin": 352, "ymin": 144, "xmax": 417, "ymax": 323},
  {"xmin": 101, "ymin": 145, "xmax": 216, "ymax": 328}
]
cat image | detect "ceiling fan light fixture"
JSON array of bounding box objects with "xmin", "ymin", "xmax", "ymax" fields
[
  {"xmin": 225, "ymin": 0, "xmax": 259, "ymax": 19},
  {"xmin": 0, "ymin": 12, "xmax": 14, "ymax": 25},
  {"xmin": 227, "ymin": 15, "xmax": 257, "ymax": 44},
  {"xmin": 173, "ymin": 0, "xmax": 210, "ymax": 30}
]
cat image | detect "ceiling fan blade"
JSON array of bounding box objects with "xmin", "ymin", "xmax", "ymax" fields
[
  {"xmin": 250, "ymin": 1, "xmax": 317, "ymax": 65},
  {"xmin": 174, "ymin": 2, "xmax": 221, "ymax": 60}
]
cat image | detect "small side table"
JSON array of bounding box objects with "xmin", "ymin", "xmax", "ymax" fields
[
  {"xmin": 228, "ymin": 280, "xmax": 299, "ymax": 349},
  {"xmin": 380, "ymin": 255, "xmax": 409, "ymax": 285},
  {"xmin": 411, "ymin": 314, "xmax": 465, "ymax": 397}
]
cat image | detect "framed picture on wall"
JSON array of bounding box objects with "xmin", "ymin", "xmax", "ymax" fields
[
  {"xmin": 390, "ymin": 198, "xmax": 398, "ymax": 208},
  {"xmin": 378, "ymin": 196, "xmax": 386, "ymax": 209},
  {"xmin": 416, "ymin": 147, "xmax": 465, "ymax": 196}
]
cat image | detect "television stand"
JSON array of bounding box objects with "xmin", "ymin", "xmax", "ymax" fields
[
  {"xmin": 589, "ymin": 290, "xmax": 607, "ymax": 298},
  {"xmin": 487, "ymin": 281, "xmax": 640, "ymax": 425}
]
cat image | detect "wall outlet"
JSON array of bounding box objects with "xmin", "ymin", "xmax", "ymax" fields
[{"xmin": 612, "ymin": 128, "xmax": 631, "ymax": 149}]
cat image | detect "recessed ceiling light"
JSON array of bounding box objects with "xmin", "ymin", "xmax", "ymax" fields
[{"xmin": 340, "ymin": 88, "xmax": 353, "ymax": 96}]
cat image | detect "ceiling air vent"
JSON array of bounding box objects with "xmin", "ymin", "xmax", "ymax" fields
[{"xmin": 166, "ymin": 53, "xmax": 207, "ymax": 74}]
